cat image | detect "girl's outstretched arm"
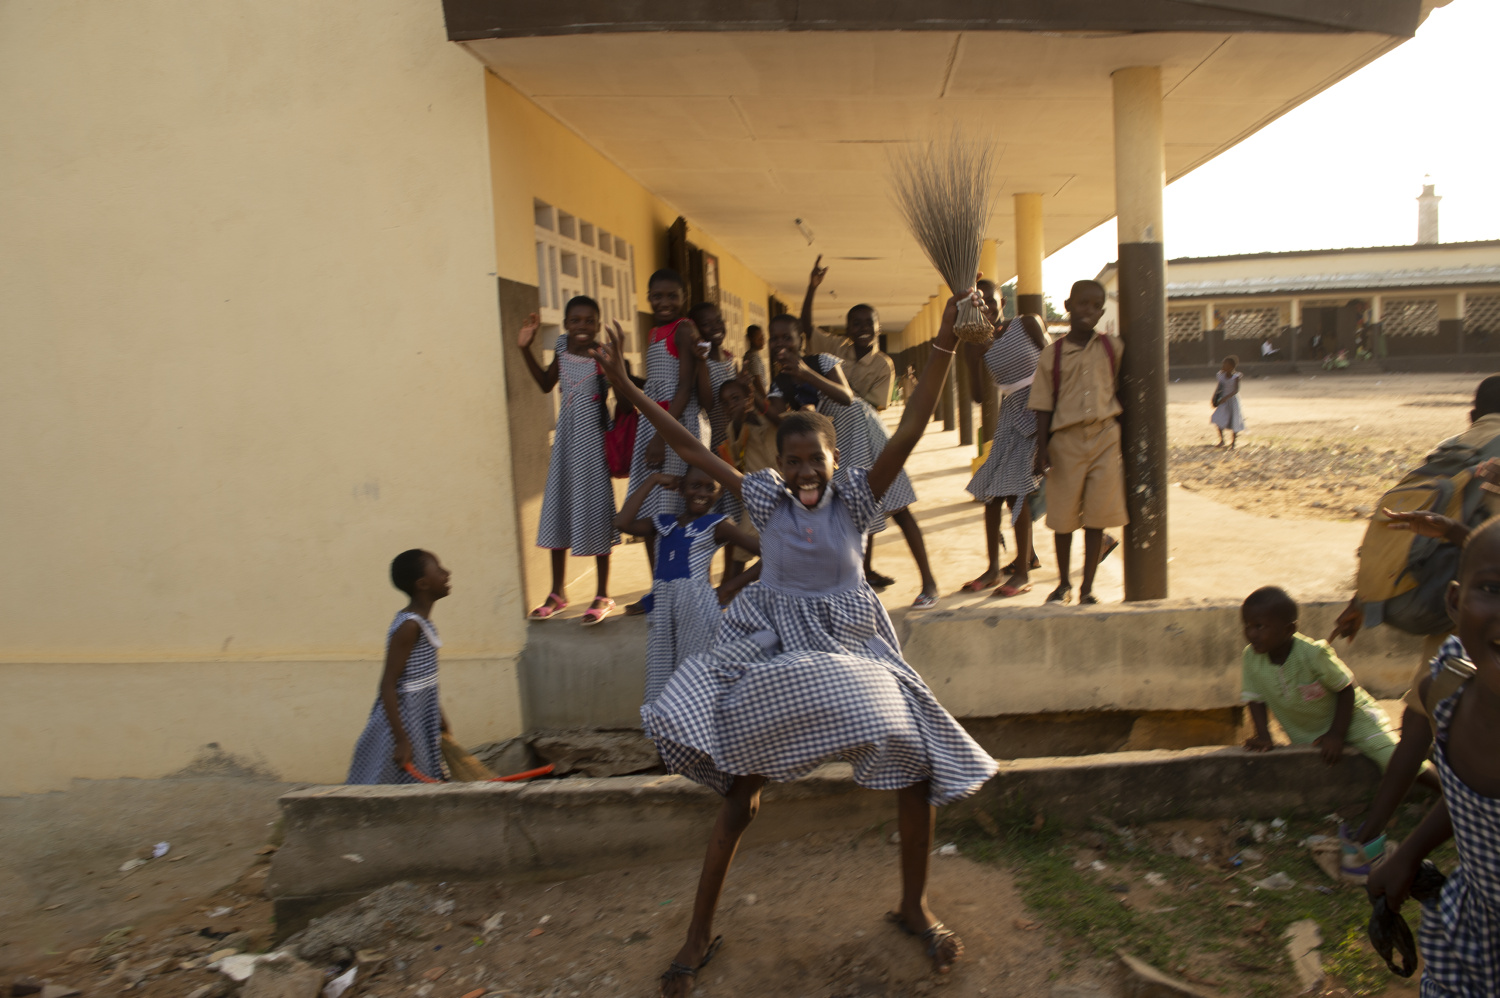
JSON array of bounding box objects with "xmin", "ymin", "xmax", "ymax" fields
[
  {"xmin": 867, "ymin": 291, "xmax": 984, "ymax": 502},
  {"xmin": 799, "ymin": 255, "xmax": 828, "ymax": 342},
  {"xmin": 668, "ymin": 319, "xmax": 703, "ymax": 422},
  {"xmin": 713, "ymin": 520, "xmax": 760, "ymax": 556},
  {"xmin": 776, "ymin": 349, "xmax": 853, "ymax": 406},
  {"xmin": 615, "ymin": 473, "xmax": 676, "ymax": 536},
  {"xmin": 516, "ymin": 312, "xmax": 559, "ymax": 392},
  {"xmin": 595, "ymin": 323, "xmax": 745, "ymax": 499},
  {"xmin": 717, "ymin": 561, "xmax": 762, "ymax": 605}
]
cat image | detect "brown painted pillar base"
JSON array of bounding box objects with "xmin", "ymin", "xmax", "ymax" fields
[
  {"xmin": 1017, "ymin": 294, "xmax": 1045, "ymax": 318},
  {"xmin": 1117, "ymin": 241, "xmax": 1168, "ymax": 601}
]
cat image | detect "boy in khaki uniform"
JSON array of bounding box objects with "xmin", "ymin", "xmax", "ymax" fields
[{"xmin": 1028, "ymin": 280, "xmax": 1127, "ymax": 605}]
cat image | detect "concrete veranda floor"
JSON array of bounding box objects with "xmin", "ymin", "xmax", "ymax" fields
[{"xmin": 575, "ymin": 388, "xmax": 1368, "ymax": 618}]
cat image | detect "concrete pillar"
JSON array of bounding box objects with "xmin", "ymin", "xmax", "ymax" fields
[
  {"xmin": 1112, "ymin": 66, "xmax": 1168, "ymax": 601},
  {"xmin": 1289, "ymin": 298, "xmax": 1300, "ymax": 367},
  {"xmin": 1014, "ymin": 193, "xmax": 1046, "ymax": 317}
]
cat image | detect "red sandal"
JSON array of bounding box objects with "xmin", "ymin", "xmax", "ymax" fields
[{"xmin": 581, "ymin": 597, "xmax": 615, "ymax": 626}]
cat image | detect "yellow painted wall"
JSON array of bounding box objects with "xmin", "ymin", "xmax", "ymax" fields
[
  {"xmin": 484, "ymin": 72, "xmax": 774, "ymax": 359},
  {"xmin": 0, "ymin": 0, "xmax": 524, "ymax": 792}
]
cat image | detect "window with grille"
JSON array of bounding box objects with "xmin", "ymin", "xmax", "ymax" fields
[
  {"xmin": 1167, "ymin": 310, "xmax": 1204, "ymax": 343},
  {"xmin": 1218, "ymin": 306, "xmax": 1279, "ymax": 341},
  {"xmin": 1465, "ymin": 294, "xmax": 1500, "ymax": 335},
  {"xmin": 533, "ymin": 199, "xmax": 637, "ymax": 331},
  {"xmin": 1383, "ymin": 299, "xmax": 1439, "ymax": 337}
]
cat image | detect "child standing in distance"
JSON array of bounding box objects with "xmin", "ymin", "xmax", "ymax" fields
[
  {"xmin": 717, "ymin": 377, "xmax": 777, "ymax": 584},
  {"xmin": 1366, "ymin": 518, "xmax": 1500, "ymax": 994},
  {"xmin": 592, "ymin": 292, "xmax": 999, "ymax": 995},
  {"xmin": 796, "ymin": 258, "xmax": 941, "ymax": 607},
  {"xmin": 1240, "ymin": 586, "xmax": 1398, "ymax": 772},
  {"xmin": 963, "ymin": 279, "xmax": 1047, "ymax": 598},
  {"xmin": 626, "ymin": 270, "xmax": 712, "ymax": 613},
  {"xmin": 348, "ymin": 550, "xmax": 452, "ymax": 784},
  {"xmin": 516, "ymin": 299, "xmax": 619, "ymax": 624},
  {"xmin": 1029, "ymin": 279, "xmax": 1126, "ymax": 605},
  {"xmin": 617, "ymin": 468, "xmax": 760, "ymax": 703},
  {"xmin": 742, "ymin": 324, "xmax": 768, "ymax": 398},
  {"xmin": 1211, "ymin": 355, "xmax": 1245, "ymax": 449}
]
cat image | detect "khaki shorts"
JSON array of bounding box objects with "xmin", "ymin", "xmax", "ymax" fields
[{"xmin": 1044, "ymin": 419, "xmax": 1128, "ymax": 533}]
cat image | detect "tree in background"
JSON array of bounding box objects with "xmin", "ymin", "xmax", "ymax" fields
[{"xmin": 1000, "ymin": 281, "xmax": 1065, "ymax": 322}]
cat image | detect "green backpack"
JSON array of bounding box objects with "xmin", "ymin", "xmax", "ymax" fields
[{"xmin": 1356, "ymin": 415, "xmax": 1500, "ymax": 635}]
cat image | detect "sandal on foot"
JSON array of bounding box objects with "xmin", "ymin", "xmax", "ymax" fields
[
  {"xmin": 960, "ymin": 574, "xmax": 998, "ymax": 593},
  {"xmin": 1078, "ymin": 592, "xmax": 1100, "ymax": 605},
  {"xmin": 1099, "ymin": 534, "xmax": 1119, "ymax": 563},
  {"xmin": 991, "ymin": 582, "xmax": 1033, "ymax": 599},
  {"xmin": 1002, "ymin": 553, "xmax": 1042, "ymax": 574},
  {"xmin": 911, "ymin": 593, "xmax": 940, "ymax": 611},
  {"xmin": 866, "ymin": 570, "xmax": 896, "ymax": 590},
  {"xmin": 1045, "ymin": 584, "xmax": 1073, "ymax": 605},
  {"xmin": 581, "ymin": 598, "xmax": 615, "ymax": 626},
  {"xmin": 528, "ymin": 593, "xmax": 568, "ymax": 620},
  {"xmin": 659, "ymin": 936, "xmax": 722, "ymax": 996},
  {"xmin": 886, "ymin": 912, "xmax": 963, "ymax": 974}
]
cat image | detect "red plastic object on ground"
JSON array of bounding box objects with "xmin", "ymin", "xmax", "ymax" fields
[{"xmin": 402, "ymin": 762, "xmax": 555, "ymax": 784}]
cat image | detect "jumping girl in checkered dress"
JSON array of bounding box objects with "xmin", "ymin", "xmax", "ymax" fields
[
  {"xmin": 593, "ymin": 291, "xmax": 999, "ymax": 996},
  {"xmin": 517, "ymin": 297, "xmax": 620, "ymax": 625},
  {"xmin": 347, "ymin": 550, "xmax": 452, "ymax": 784},
  {"xmin": 1367, "ymin": 517, "xmax": 1500, "ymax": 996},
  {"xmin": 616, "ymin": 467, "xmax": 760, "ymax": 704}
]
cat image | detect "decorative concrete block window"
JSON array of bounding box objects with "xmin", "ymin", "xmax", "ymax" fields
[
  {"xmin": 1465, "ymin": 294, "xmax": 1500, "ymax": 335},
  {"xmin": 533, "ymin": 199, "xmax": 638, "ymax": 332},
  {"xmin": 1167, "ymin": 309, "xmax": 1204, "ymax": 342},
  {"xmin": 1383, "ymin": 299, "xmax": 1440, "ymax": 337},
  {"xmin": 1218, "ymin": 306, "xmax": 1279, "ymax": 340}
]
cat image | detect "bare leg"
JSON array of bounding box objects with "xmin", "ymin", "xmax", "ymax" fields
[
  {"xmin": 893, "ymin": 507, "xmax": 939, "ymax": 599},
  {"xmin": 998, "ymin": 497, "xmax": 1033, "ymax": 590},
  {"xmin": 550, "ymin": 548, "xmax": 567, "ymax": 600},
  {"xmin": 1054, "ymin": 531, "xmax": 1072, "ymax": 589},
  {"xmin": 592, "ymin": 554, "xmax": 611, "ymax": 605},
  {"xmin": 1229, "ymin": 430, "xmax": 1237, "ymax": 450},
  {"xmin": 895, "ymin": 783, "xmax": 963, "ymax": 973},
  {"xmin": 661, "ymin": 775, "xmax": 767, "ymax": 998},
  {"xmin": 964, "ymin": 501, "xmax": 1004, "ymax": 590},
  {"xmin": 1215, "ymin": 427, "xmax": 1225, "ymax": 447},
  {"xmin": 1080, "ymin": 527, "xmax": 1104, "ymax": 600}
]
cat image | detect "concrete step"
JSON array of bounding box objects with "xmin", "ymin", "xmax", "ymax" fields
[{"xmin": 270, "ymin": 744, "xmax": 1386, "ymax": 933}]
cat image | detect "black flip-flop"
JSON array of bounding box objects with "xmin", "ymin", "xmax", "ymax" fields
[
  {"xmin": 659, "ymin": 936, "xmax": 723, "ymax": 994},
  {"xmin": 1045, "ymin": 584, "xmax": 1073, "ymax": 605}
]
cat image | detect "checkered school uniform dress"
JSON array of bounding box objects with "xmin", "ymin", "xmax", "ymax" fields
[
  {"xmin": 536, "ymin": 337, "xmax": 620, "ymax": 557},
  {"xmin": 770, "ymin": 354, "xmax": 919, "ymax": 529},
  {"xmin": 641, "ymin": 467, "xmax": 998, "ymax": 806},
  {"xmin": 627, "ymin": 320, "xmax": 707, "ymax": 518},
  {"xmin": 644, "ymin": 512, "xmax": 728, "ymax": 704},
  {"xmin": 706, "ymin": 355, "xmax": 744, "ymax": 522},
  {"xmin": 1419, "ymin": 636, "xmax": 1500, "ymax": 997},
  {"xmin": 967, "ymin": 320, "xmax": 1044, "ymax": 517},
  {"xmin": 347, "ymin": 612, "xmax": 447, "ymax": 784}
]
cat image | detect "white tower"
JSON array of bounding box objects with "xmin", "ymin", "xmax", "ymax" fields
[{"xmin": 1417, "ymin": 176, "xmax": 1441, "ymax": 245}]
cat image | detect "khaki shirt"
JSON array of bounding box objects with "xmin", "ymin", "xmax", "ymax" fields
[
  {"xmin": 807, "ymin": 330, "xmax": 893, "ymax": 410},
  {"xmin": 731, "ymin": 418, "xmax": 779, "ymax": 475},
  {"xmin": 1028, "ymin": 333, "xmax": 1124, "ymax": 432}
]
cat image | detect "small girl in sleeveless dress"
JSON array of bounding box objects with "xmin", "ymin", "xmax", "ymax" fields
[
  {"xmin": 1365, "ymin": 518, "xmax": 1500, "ymax": 996},
  {"xmin": 617, "ymin": 467, "xmax": 761, "ymax": 704},
  {"xmin": 1211, "ymin": 355, "xmax": 1245, "ymax": 449},
  {"xmin": 593, "ymin": 290, "xmax": 998, "ymax": 996},
  {"xmin": 517, "ymin": 297, "xmax": 620, "ymax": 624},
  {"xmin": 348, "ymin": 550, "xmax": 452, "ymax": 784}
]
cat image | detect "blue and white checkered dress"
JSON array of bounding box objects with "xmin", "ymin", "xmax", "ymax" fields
[
  {"xmin": 967, "ymin": 320, "xmax": 1044, "ymax": 518},
  {"xmin": 706, "ymin": 355, "xmax": 744, "ymax": 523},
  {"xmin": 628, "ymin": 321, "xmax": 707, "ymax": 518},
  {"xmin": 645, "ymin": 512, "xmax": 728, "ymax": 704},
  {"xmin": 536, "ymin": 337, "xmax": 620, "ymax": 557},
  {"xmin": 347, "ymin": 611, "xmax": 447, "ymax": 784},
  {"xmin": 1419, "ymin": 636, "xmax": 1500, "ymax": 997},
  {"xmin": 641, "ymin": 467, "xmax": 998, "ymax": 806}
]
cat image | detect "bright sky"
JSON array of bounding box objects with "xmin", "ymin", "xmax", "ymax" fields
[{"xmin": 1041, "ymin": 1, "xmax": 1500, "ymax": 306}]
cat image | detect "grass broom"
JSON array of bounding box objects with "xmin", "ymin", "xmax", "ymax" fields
[{"xmin": 889, "ymin": 128, "xmax": 999, "ymax": 344}]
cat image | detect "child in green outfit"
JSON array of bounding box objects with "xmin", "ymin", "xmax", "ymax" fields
[{"xmin": 1241, "ymin": 586, "xmax": 1397, "ymax": 770}]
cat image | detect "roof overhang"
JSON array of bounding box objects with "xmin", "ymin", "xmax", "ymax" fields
[{"xmin": 451, "ymin": 2, "xmax": 1434, "ymax": 326}]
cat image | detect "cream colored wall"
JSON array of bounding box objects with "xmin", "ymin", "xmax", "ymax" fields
[
  {"xmin": 484, "ymin": 72, "xmax": 773, "ymax": 357},
  {"xmin": 1168, "ymin": 243, "xmax": 1500, "ymax": 284},
  {"xmin": 0, "ymin": 0, "xmax": 524, "ymax": 793}
]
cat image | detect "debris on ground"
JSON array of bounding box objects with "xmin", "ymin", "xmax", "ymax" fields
[
  {"xmin": 281, "ymin": 882, "xmax": 432, "ymax": 964},
  {"xmin": 1284, "ymin": 919, "xmax": 1325, "ymax": 992},
  {"xmin": 1116, "ymin": 951, "xmax": 1215, "ymax": 997}
]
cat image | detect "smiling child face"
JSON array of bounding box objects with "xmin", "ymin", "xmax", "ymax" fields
[
  {"xmin": 777, "ymin": 430, "xmax": 837, "ymax": 507},
  {"xmin": 1449, "ymin": 527, "xmax": 1500, "ymax": 697},
  {"xmin": 681, "ymin": 466, "xmax": 720, "ymax": 517}
]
